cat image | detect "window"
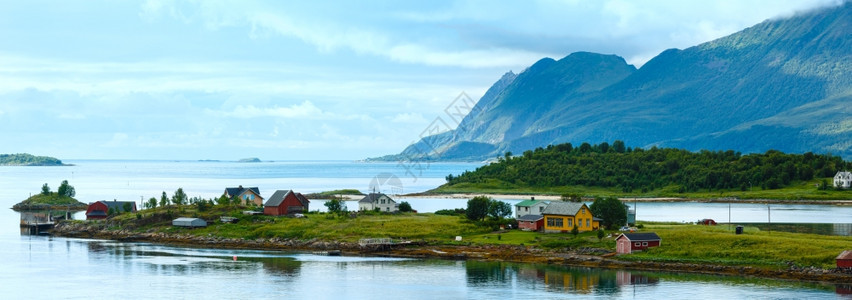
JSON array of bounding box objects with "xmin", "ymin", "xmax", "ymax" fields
[
  {"xmin": 634, "ymin": 242, "xmax": 641, "ymax": 246},
  {"xmin": 642, "ymin": 242, "xmax": 648, "ymax": 246},
  {"xmin": 586, "ymin": 219, "xmax": 590, "ymax": 227},
  {"xmin": 555, "ymin": 218, "xmax": 563, "ymax": 227},
  {"xmin": 547, "ymin": 217, "xmax": 555, "ymax": 227},
  {"xmin": 567, "ymin": 219, "xmax": 572, "ymax": 228},
  {"xmin": 539, "ymin": 207, "xmax": 544, "ymax": 212},
  {"xmin": 524, "ymin": 207, "xmax": 529, "ymax": 212},
  {"xmin": 581, "ymin": 208, "xmax": 585, "ymax": 214}
]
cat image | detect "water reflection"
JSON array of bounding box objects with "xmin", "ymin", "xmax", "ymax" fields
[{"xmin": 466, "ymin": 261, "xmax": 659, "ymax": 296}]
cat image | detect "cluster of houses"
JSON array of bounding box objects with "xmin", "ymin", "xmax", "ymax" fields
[{"xmin": 84, "ymin": 186, "xmax": 401, "ymax": 221}]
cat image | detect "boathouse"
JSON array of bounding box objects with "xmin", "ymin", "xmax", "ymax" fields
[
  {"xmin": 172, "ymin": 217, "xmax": 207, "ymax": 228},
  {"xmin": 264, "ymin": 190, "xmax": 310, "ymax": 216},
  {"xmin": 86, "ymin": 200, "xmax": 138, "ymax": 220},
  {"xmin": 616, "ymin": 232, "xmax": 661, "ymax": 254},
  {"xmin": 837, "ymin": 250, "xmax": 852, "ymax": 268}
]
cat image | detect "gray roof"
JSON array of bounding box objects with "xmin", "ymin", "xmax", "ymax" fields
[
  {"xmin": 264, "ymin": 190, "xmax": 293, "ymax": 207},
  {"xmin": 541, "ymin": 202, "xmax": 585, "ymax": 216},
  {"xmin": 225, "ymin": 186, "xmax": 261, "ymax": 198},
  {"xmin": 294, "ymin": 193, "xmax": 310, "ymax": 207},
  {"xmin": 517, "ymin": 214, "xmax": 544, "ymax": 222},
  {"xmin": 97, "ymin": 200, "xmax": 137, "ymax": 212},
  {"xmin": 359, "ymin": 193, "xmax": 393, "ymax": 204},
  {"xmin": 619, "ymin": 233, "xmax": 661, "ymax": 241}
]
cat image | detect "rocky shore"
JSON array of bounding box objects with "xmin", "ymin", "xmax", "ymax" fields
[{"xmin": 51, "ymin": 221, "xmax": 852, "ymax": 284}]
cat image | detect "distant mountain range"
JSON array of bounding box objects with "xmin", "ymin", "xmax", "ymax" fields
[{"xmin": 377, "ymin": 2, "xmax": 852, "ymax": 162}]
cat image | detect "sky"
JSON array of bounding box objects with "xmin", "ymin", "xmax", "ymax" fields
[{"xmin": 0, "ymin": 0, "xmax": 843, "ymax": 160}]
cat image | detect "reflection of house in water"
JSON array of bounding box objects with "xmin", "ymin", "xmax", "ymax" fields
[
  {"xmin": 616, "ymin": 270, "xmax": 659, "ymax": 286},
  {"xmin": 543, "ymin": 270, "xmax": 599, "ymax": 294}
]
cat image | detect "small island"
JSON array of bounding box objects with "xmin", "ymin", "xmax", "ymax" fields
[
  {"xmin": 12, "ymin": 180, "xmax": 87, "ymax": 211},
  {"xmin": 0, "ymin": 153, "xmax": 69, "ymax": 166},
  {"xmin": 238, "ymin": 157, "xmax": 262, "ymax": 163}
]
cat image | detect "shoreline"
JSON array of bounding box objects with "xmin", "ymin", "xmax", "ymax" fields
[
  {"xmin": 397, "ymin": 193, "xmax": 852, "ymax": 205},
  {"xmin": 50, "ymin": 221, "xmax": 852, "ymax": 285}
]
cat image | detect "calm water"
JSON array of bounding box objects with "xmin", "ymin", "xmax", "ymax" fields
[{"xmin": 3, "ymin": 161, "xmax": 851, "ymax": 298}]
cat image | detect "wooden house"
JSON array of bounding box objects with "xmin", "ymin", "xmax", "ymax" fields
[
  {"xmin": 86, "ymin": 200, "xmax": 137, "ymax": 220},
  {"xmin": 514, "ymin": 199, "xmax": 549, "ymax": 218},
  {"xmin": 517, "ymin": 214, "xmax": 544, "ymax": 231},
  {"xmin": 616, "ymin": 233, "xmax": 661, "ymax": 254},
  {"xmin": 224, "ymin": 185, "xmax": 264, "ymax": 206},
  {"xmin": 264, "ymin": 190, "xmax": 310, "ymax": 216},
  {"xmin": 541, "ymin": 202, "xmax": 601, "ymax": 233},
  {"xmin": 358, "ymin": 193, "xmax": 398, "ymax": 212},
  {"xmin": 837, "ymin": 250, "xmax": 852, "ymax": 268}
]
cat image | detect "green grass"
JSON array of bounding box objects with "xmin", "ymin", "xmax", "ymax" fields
[
  {"xmin": 622, "ymin": 223, "xmax": 852, "ymax": 269},
  {"xmin": 432, "ymin": 178, "xmax": 852, "ymax": 200}
]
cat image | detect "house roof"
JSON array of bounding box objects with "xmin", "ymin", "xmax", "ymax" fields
[
  {"xmin": 294, "ymin": 193, "xmax": 310, "ymax": 207},
  {"xmin": 359, "ymin": 193, "xmax": 393, "ymax": 204},
  {"xmin": 94, "ymin": 200, "xmax": 136, "ymax": 212},
  {"xmin": 515, "ymin": 200, "xmax": 549, "ymax": 207},
  {"xmin": 838, "ymin": 250, "xmax": 852, "ymax": 260},
  {"xmin": 618, "ymin": 233, "xmax": 661, "ymax": 241},
  {"xmin": 541, "ymin": 202, "xmax": 585, "ymax": 216},
  {"xmin": 517, "ymin": 214, "xmax": 544, "ymax": 222},
  {"xmin": 225, "ymin": 186, "xmax": 261, "ymax": 198},
  {"xmin": 173, "ymin": 217, "xmax": 203, "ymax": 222},
  {"xmin": 264, "ymin": 190, "xmax": 293, "ymax": 207}
]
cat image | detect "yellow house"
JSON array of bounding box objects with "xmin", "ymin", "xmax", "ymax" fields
[{"xmin": 542, "ymin": 202, "xmax": 601, "ymax": 233}]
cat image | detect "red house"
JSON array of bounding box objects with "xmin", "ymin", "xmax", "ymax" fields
[
  {"xmin": 518, "ymin": 214, "xmax": 544, "ymax": 231},
  {"xmin": 699, "ymin": 219, "xmax": 717, "ymax": 225},
  {"xmin": 837, "ymin": 250, "xmax": 852, "ymax": 268},
  {"xmin": 616, "ymin": 232, "xmax": 661, "ymax": 254},
  {"xmin": 86, "ymin": 200, "xmax": 138, "ymax": 220},
  {"xmin": 263, "ymin": 190, "xmax": 310, "ymax": 216}
]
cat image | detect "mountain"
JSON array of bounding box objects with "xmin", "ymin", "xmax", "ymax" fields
[{"xmin": 380, "ymin": 2, "xmax": 852, "ymax": 161}]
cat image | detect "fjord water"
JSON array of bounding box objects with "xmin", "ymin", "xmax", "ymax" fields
[{"xmin": 1, "ymin": 160, "xmax": 849, "ymax": 298}]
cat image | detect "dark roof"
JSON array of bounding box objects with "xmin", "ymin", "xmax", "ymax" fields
[
  {"xmin": 541, "ymin": 202, "xmax": 585, "ymax": 216},
  {"xmin": 517, "ymin": 214, "xmax": 543, "ymax": 222},
  {"xmin": 225, "ymin": 186, "xmax": 261, "ymax": 198},
  {"xmin": 264, "ymin": 190, "xmax": 293, "ymax": 207},
  {"xmin": 359, "ymin": 193, "xmax": 393, "ymax": 204},
  {"xmin": 294, "ymin": 193, "xmax": 310, "ymax": 207},
  {"xmin": 838, "ymin": 250, "xmax": 852, "ymax": 260},
  {"xmin": 619, "ymin": 233, "xmax": 661, "ymax": 241},
  {"xmin": 97, "ymin": 200, "xmax": 136, "ymax": 212},
  {"xmin": 515, "ymin": 200, "xmax": 549, "ymax": 207}
]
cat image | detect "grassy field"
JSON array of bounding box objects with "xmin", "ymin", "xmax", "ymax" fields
[
  {"xmin": 110, "ymin": 206, "xmax": 850, "ymax": 270},
  {"xmin": 432, "ymin": 178, "xmax": 852, "ymax": 200},
  {"xmin": 623, "ymin": 222, "xmax": 852, "ymax": 269},
  {"xmin": 13, "ymin": 193, "xmax": 87, "ymax": 210}
]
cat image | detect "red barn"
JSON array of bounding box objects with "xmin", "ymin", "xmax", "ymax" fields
[
  {"xmin": 86, "ymin": 200, "xmax": 138, "ymax": 220},
  {"xmin": 263, "ymin": 190, "xmax": 310, "ymax": 216},
  {"xmin": 517, "ymin": 214, "xmax": 544, "ymax": 231},
  {"xmin": 616, "ymin": 232, "xmax": 661, "ymax": 254},
  {"xmin": 837, "ymin": 250, "xmax": 852, "ymax": 268}
]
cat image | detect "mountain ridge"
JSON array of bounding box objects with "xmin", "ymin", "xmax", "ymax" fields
[{"xmin": 378, "ymin": 2, "xmax": 852, "ymax": 162}]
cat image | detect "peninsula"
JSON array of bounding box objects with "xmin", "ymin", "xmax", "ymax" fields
[{"xmin": 0, "ymin": 153, "xmax": 68, "ymax": 166}]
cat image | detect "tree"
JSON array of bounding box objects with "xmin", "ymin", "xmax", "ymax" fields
[
  {"xmin": 172, "ymin": 188, "xmax": 187, "ymax": 206},
  {"xmin": 560, "ymin": 193, "xmax": 581, "ymax": 202},
  {"xmin": 57, "ymin": 180, "xmax": 75, "ymax": 198},
  {"xmin": 216, "ymin": 194, "xmax": 230, "ymax": 206},
  {"xmin": 41, "ymin": 183, "xmax": 50, "ymax": 195},
  {"xmin": 465, "ymin": 196, "xmax": 490, "ymax": 221},
  {"xmin": 159, "ymin": 192, "xmax": 169, "ymax": 207},
  {"xmin": 597, "ymin": 228, "xmax": 605, "ymax": 241},
  {"xmin": 122, "ymin": 202, "xmax": 132, "ymax": 213},
  {"xmin": 590, "ymin": 197, "xmax": 628, "ymax": 230},
  {"xmin": 487, "ymin": 199, "xmax": 512, "ymax": 219},
  {"xmin": 571, "ymin": 224, "xmax": 579, "ymax": 238},
  {"xmin": 147, "ymin": 197, "xmax": 157, "ymax": 209},
  {"xmin": 324, "ymin": 198, "xmax": 347, "ymax": 216},
  {"xmin": 398, "ymin": 201, "xmax": 413, "ymax": 212}
]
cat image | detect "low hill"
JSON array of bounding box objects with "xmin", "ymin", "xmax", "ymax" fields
[
  {"xmin": 13, "ymin": 193, "xmax": 87, "ymax": 211},
  {"xmin": 437, "ymin": 141, "xmax": 852, "ymax": 198},
  {"xmin": 0, "ymin": 153, "xmax": 67, "ymax": 166}
]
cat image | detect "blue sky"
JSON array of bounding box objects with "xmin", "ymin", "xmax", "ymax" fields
[{"xmin": 0, "ymin": 0, "xmax": 841, "ymax": 160}]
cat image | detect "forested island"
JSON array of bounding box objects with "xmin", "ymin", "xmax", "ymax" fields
[
  {"xmin": 0, "ymin": 153, "xmax": 68, "ymax": 166},
  {"xmin": 438, "ymin": 141, "xmax": 852, "ymax": 200},
  {"xmin": 12, "ymin": 180, "xmax": 87, "ymax": 211}
]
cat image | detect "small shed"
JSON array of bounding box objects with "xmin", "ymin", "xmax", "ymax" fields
[
  {"xmin": 517, "ymin": 214, "xmax": 544, "ymax": 231},
  {"xmin": 173, "ymin": 217, "xmax": 207, "ymax": 228},
  {"xmin": 616, "ymin": 232, "xmax": 661, "ymax": 254},
  {"xmin": 837, "ymin": 250, "xmax": 852, "ymax": 268}
]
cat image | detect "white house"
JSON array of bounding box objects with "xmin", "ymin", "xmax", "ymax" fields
[
  {"xmin": 514, "ymin": 199, "xmax": 550, "ymax": 218},
  {"xmin": 358, "ymin": 193, "xmax": 398, "ymax": 212},
  {"xmin": 834, "ymin": 171, "xmax": 852, "ymax": 189}
]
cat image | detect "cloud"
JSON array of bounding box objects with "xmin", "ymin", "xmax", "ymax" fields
[
  {"xmin": 225, "ymin": 101, "xmax": 323, "ymax": 119},
  {"xmin": 391, "ymin": 113, "xmax": 427, "ymax": 124}
]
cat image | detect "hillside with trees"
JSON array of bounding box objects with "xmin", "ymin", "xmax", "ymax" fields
[
  {"xmin": 0, "ymin": 153, "xmax": 67, "ymax": 166},
  {"xmin": 441, "ymin": 141, "xmax": 850, "ymax": 195}
]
